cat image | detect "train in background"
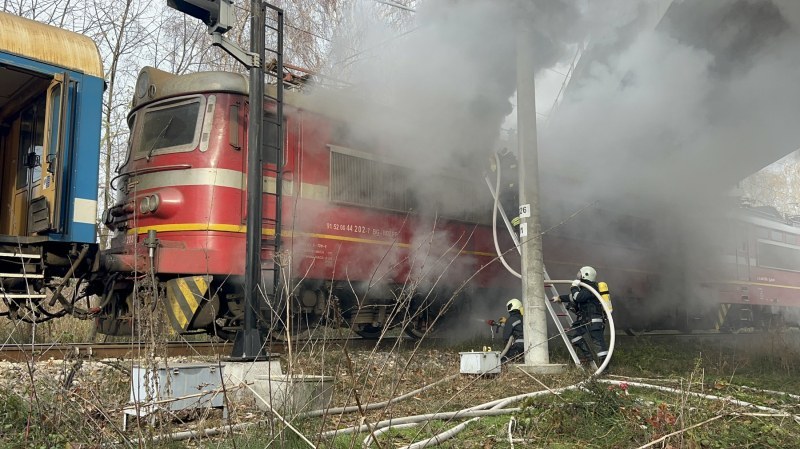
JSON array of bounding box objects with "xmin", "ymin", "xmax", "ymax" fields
[
  {"xmin": 0, "ymin": 12, "xmax": 103, "ymax": 322},
  {"xmin": 540, "ymin": 197, "xmax": 800, "ymax": 335},
  {"xmin": 711, "ymin": 204, "xmax": 800, "ymax": 332}
]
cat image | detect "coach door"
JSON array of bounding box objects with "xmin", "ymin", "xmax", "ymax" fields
[
  {"xmin": 0, "ymin": 89, "xmax": 46, "ymax": 237},
  {"xmin": 30, "ymin": 74, "xmax": 71, "ymax": 234},
  {"xmin": 0, "ymin": 71, "xmax": 68, "ymax": 237}
]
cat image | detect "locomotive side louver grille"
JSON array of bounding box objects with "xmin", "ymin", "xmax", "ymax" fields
[
  {"xmin": 330, "ymin": 150, "xmax": 409, "ymax": 212},
  {"xmin": 329, "ymin": 146, "xmax": 489, "ymax": 224}
]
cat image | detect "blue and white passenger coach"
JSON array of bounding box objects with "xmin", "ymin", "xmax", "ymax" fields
[{"xmin": 0, "ymin": 11, "xmax": 103, "ymax": 313}]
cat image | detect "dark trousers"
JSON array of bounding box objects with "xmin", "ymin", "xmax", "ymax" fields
[
  {"xmin": 502, "ymin": 342, "xmax": 525, "ymax": 363},
  {"xmin": 568, "ymin": 317, "xmax": 609, "ymax": 364}
]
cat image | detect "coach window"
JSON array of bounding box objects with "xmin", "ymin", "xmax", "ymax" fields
[
  {"xmin": 787, "ymin": 234, "xmax": 798, "ymax": 246},
  {"xmin": 771, "ymin": 230, "xmax": 783, "ymax": 242},
  {"xmin": 135, "ymin": 96, "xmax": 204, "ymax": 159},
  {"xmin": 46, "ymin": 84, "xmax": 61, "ymax": 174},
  {"xmin": 16, "ymin": 96, "xmax": 47, "ymax": 188}
]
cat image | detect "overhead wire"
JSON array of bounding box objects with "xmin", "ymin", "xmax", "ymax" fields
[
  {"xmin": 220, "ymin": 0, "xmax": 423, "ymax": 79},
  {"xmin": 373, "ymin": 0, "xmax": 416, "ymax": 13}
]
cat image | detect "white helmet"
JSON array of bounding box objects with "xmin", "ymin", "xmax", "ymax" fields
[
  {"xmin": 506, "ymin": 298, "xmax": 523, "ymax": 313},
  {"xmin": 577, "ymin": 266, "xmax": 597, "ymax": 282}
]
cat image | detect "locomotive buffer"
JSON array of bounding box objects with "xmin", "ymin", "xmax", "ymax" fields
[{"xmin": 484, "ymin": 175, "xmax": 583, "ymax": 367}]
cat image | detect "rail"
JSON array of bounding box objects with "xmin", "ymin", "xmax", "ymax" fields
[{"xmin": 0, "ymin": 335, "xmax": 407, "ymax": 362}]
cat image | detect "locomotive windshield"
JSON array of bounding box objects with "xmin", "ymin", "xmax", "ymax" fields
[{"xmin": 133, "ymin": 96, "xmax": 204, "ymax": 159}]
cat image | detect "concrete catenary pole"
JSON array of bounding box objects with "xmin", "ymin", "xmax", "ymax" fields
[{"xmin": 516, "ymin": 16, "xmax": 550, "ymax": 367}]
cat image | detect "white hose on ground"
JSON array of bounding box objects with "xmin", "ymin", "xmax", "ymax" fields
[
  {"xmin": 488, "ymin": 384, "xmax": 582, "ymax": 410},
  {"xmin": 363, "ymin": 423, "xmax": 419, "ymax": 448},
  {"xmin": 130, "ymin": 421, "xmax": 256, "ymax": 445},
  {"xmin": 133, "ymin": 377, "xmax": 800, "ymax": 447},
  {"xmin": 319, "ymin": 408, "xmax": 520, "ymax": 439},
  {"xmin": 363, "ymin": 378, "xmax": 800, "ymax": 449},
  {"xmin": 299, "ymin": 374, "xmax": 459, "ymax": 418},
  {"xmin": 598, "ymin": 379, "xmax": 800, "ymax": 423},
  {"xmin": 399, "ymin": 417, "xmax": 481, "ymax": 449}
]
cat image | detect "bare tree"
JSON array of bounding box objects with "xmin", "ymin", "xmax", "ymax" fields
[
  {"xmin": 740, "ymin": 150, "xmax": 800, "ymax": 216},
  {"xmin": 90, "ymin": 0, "xmax": 157, "ymax": 247}
]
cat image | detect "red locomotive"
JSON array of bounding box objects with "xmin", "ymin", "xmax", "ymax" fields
[
  {"xmin": 710, "ymin": 205, "xmax": 800, "ymax": 332},
  {"xmin": 97, "ymin": 67, "xmax": 514, "ymax": 340}
]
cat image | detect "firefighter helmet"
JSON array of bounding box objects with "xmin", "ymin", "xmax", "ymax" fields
[
  {"xmin": 577, "ymin": 266, "xmax": 597, "ymax": 282},
  {"xmin": 507, "ymin": 298, "xmax": 523, "ymax": 313}
]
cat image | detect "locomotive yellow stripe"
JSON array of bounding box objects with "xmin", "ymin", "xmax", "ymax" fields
[
  {"xmin": 128, "ymin": 223, "xmax": 250, "ymax": 233},
  {"xmin": 127, "ymin": 224, "xmax": 495, "ymax": 257}
]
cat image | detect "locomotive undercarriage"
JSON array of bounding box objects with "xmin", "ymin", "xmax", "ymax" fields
[
  {"xmin": 274, "ymin": 280, "xmax": 449, "ymax": 340},
  {"xmin": 0, "ymin": 240, "xmax": 101, "ymax": 326},
  {"xmin": 88, "ymin": 274, "xmax": 452, "ymax": 341}
]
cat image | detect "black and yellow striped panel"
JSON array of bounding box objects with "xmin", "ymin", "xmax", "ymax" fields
[
  {"xmin": 165, "ymin": 276, "xmax": 210, "ymax": 332},
  {"xmin": 715, "ymin": 303, "xmax": 732, "ymax": 331}
]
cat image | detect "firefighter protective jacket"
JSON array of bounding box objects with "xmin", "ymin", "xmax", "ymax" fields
[
  {"xmin": 559, "ymin": 280, "xmax": 604, "ymax": 320},
  {"xmin": 503, "ymin": 309, "xmax": 524, "ymax": 343}
]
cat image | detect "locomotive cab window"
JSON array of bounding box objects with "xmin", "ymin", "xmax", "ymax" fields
[
  {"xmin": 757, "ymin": 240, "xmax": 800, "ymax": 272},
  {"xmin": 134, "ymin": 96, "xmax": 205, "ymax": 159}
]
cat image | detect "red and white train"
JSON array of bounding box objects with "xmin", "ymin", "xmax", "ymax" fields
[
  {"xmin": 96, "ymin": 67, "xmax": 514, "ymax": 340},
  {"xmin": 710, "ymin": 205, "xmax": 800, "ymax": 332}
]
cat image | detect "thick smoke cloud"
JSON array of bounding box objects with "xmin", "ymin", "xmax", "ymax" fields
[
  {"xmin": 539, "ymin": 0, "xmax": 800, "ymax": 325},
  {"xmin": 311, "ymin": 0, "xmax": 800, "ymax": 337},
  {"xmin": 544, "ymin": 0, "xmax": 800, "ymax": 206}
]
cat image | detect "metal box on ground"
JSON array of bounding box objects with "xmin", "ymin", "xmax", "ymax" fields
[
  {"xmin": 459, "ymin": 351, "xmax": 502, "ymax": 374},
  {"xmin": 224, "ymin": 359, "xmax": 283, "ymax": 400},
  {"xmin": 123, "ymin": 363, "xmax": 226, "ymax": 430},
  {"xmin": 253, "ymin": 374, "xmax": 334, "ymax": 416}
]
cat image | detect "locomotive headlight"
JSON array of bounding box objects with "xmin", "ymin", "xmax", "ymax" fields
[
  {"xmin": 138, "ymin": 195, "xmax": 160, "ymax": 214},
  {"xmin": 139, "ymin": 196, "xmax": 151, "ymax": 214},
  {"xmin": 147, "ymin": 194, "xmax": 160, "ymax": 212}
]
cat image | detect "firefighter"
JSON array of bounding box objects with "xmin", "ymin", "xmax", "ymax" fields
[
  {"xmin": 499, "ymin": 298, "xmax": 525, "ymax": 363},
  {"xmin": 552, "ymin": 266, "xmax": 611, "ymax": 371},
  {"xmin": 490, "ymin": 148, "xmax": 520, "ymax": 232}
]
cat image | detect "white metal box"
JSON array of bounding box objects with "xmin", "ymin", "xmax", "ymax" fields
[{"xmin": 459, "ymin": 351, "xmax": 501, "ymax": 374}]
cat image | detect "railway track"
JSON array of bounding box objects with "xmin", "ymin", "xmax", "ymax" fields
[
  {"xmin": 0, "ymin": 341, "xmax": 238, "ymax": 363},
  {"xmin": 0, "ymin": 336, "xmax": 410, "ymax": 362}
]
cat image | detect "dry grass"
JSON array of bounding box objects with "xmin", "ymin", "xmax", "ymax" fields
[
  {"xmin": 0, "ymin": 315, "xmax": 96, "ymax": 345},
  {"xmin": 1, "ymin": 326, "xmax": 800, "ymax": 448}
]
